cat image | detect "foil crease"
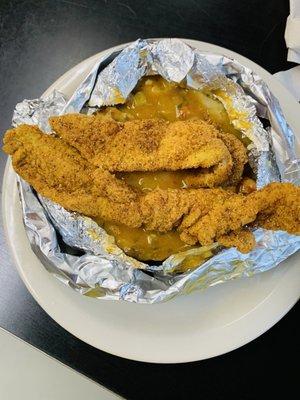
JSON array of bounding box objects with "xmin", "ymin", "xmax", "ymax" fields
[
  {"xmin": 11, "ymin": 38, "xmax": 300, "ymax": 303},
  {"xmin": 12, "ymin": 90, "xmax": 66, "ymax": 132}
]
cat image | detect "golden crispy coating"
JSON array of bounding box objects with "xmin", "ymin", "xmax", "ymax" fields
[
  {"xmin": 3, "ymin": 124, "xmax": 232, "ymax": 230},
  {"xmin": 49, "ymin": 114, "xmax": 247, "ymax": 187},
  {"xmin": 140, "ymin": 188, "xmax": 232, "ymax": 232},
  {"xmin": 3, "ymin": 124, "xmax": 300, "ymax": 254},
  {"xmin": 254, "ymin": 182, "xmax": 300, "ymax": 232},
  {"xmin": 3, "ymin": 125, "xmax": 141, "ymax": 227},
  {"xmin": 183, "ymin": 182, "xmax": 300, "ymax": 247},
  {"xmin": 217, "ymin": 131, "xmax": 248, "ymax": 186},
  {"xmin": 238, "ymin": 177, "xmax": 257, "ymax": 194},
  {"xmin": 183, "ymin": 130, "xmax": 247, "ymax": 188},
  {"xmin": 218, "ymin": 229, "xmax": 256, "ymax": 253}
]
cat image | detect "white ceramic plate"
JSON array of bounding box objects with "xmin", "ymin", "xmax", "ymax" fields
[{"xmin": 2, "ymin": 40, "xmax": 300, "ymax": 363}]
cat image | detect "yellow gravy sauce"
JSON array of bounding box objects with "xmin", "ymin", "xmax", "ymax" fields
[
  {"xmin": 102, "ymin": 222, "xmax": 191, "ymax": 262},
  {"xmin": 96, "ymin": 76, "xmax": 248, "ymax": 266}
]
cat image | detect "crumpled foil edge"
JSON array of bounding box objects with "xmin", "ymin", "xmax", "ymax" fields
[{"xmin": 11, "ymin": 38, "xmax": 300, "ymax": 303}]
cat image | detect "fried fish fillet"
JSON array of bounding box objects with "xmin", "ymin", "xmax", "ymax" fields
[
  {"xmin": 3, "ymin": 123, "xmax": 232, "ymax": 229},
  {"xmin": 49, "ymin": 114, "xmax": 247, "ymax": 187},
  {"xmin": 181, "ymin": 182, "xmax": 300, "ymax": 248},
  {"xmin": 3, "ymin": 124, "xmax": 142, "ymax": 227},
  {"xmin": 3, "ymin": 124, "xmax": 300, "ymax": 254},
  {"xmin": 183, "ymin": 130, "xmax": 247, "ymax": 187}
]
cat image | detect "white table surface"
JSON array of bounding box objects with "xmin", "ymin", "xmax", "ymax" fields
[{"xmin": 0, "ymin": 328, "xmax": 122, "ymax": 400}]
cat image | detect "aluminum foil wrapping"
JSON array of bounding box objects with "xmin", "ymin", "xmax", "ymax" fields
[{"xmin": 11, "ymin": 38, "xmax": 300, "ymax": 303}]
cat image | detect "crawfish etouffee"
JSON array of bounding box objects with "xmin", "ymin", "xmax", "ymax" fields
[
  {"xmin": 3, "ymin": 76, "xmax": 300, "ymax": 269},
  {"xmin": 93, "ymin": 76, "xmax": 251, "ymax": 262}
]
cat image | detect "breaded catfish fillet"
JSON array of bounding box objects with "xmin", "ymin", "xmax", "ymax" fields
[
  {"xmin": 3, "ymin": 124, "xmax": 300, "ymax": 254},
  {"xmin": 181, "ymin": 182, "xmax": 300, "ymax": 249},
  {"xmin": 49, "ymin": 114, "xmax": 247, "ymax": 187},
  {"xmin": 3, "ymin": 124, "xmax": 141, "ymax": 227}
]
